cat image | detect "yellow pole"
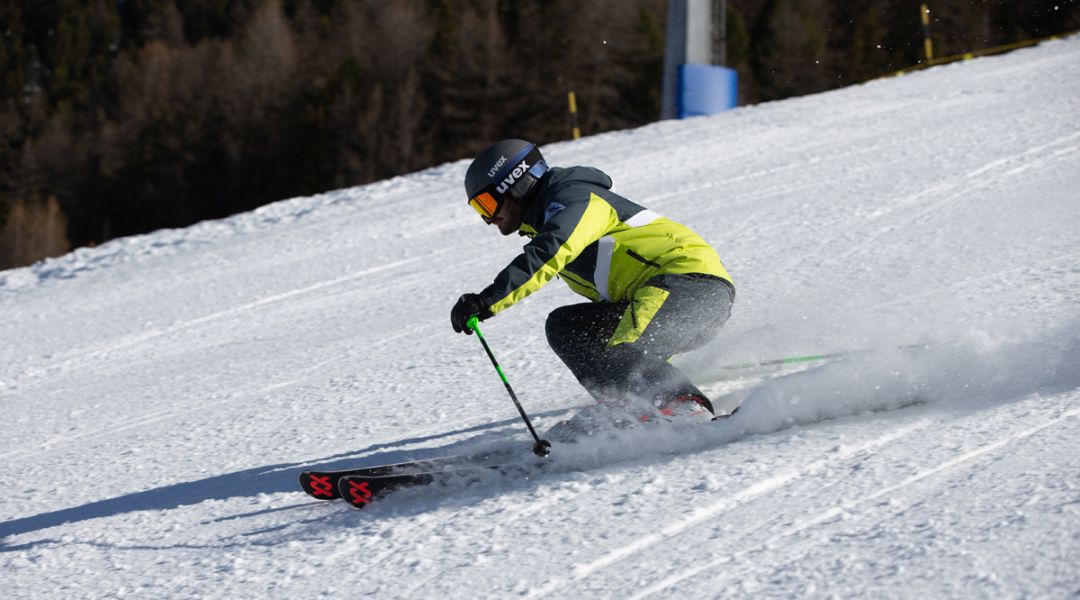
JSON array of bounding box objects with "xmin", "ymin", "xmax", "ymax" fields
[
  {"xmin": 920, "ymin": 4, "xmax": 934, "ymax": 63},
  {"xmin": 567, "ymin": 91, "xmax": 581, "ymax": 140}
]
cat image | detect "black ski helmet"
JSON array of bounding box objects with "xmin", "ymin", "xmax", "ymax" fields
[{"xmin": 464, "ymin": 139, "xmax": 548, "ymax": 221}]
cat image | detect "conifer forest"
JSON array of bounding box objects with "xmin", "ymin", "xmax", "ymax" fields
[{"xmin": 2, "ymin": 0, "xmax": 1077, "ymax": 268}]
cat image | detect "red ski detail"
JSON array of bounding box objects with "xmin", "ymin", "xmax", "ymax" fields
[
  {"xmin": 347, "ymin": 480, "xmax": 374, "ymax": 506},
  {"xmin": 308, "ymin": 474, "xmax": 335, "ymax": 498}
]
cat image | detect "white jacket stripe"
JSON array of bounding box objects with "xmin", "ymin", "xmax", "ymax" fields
[
  {"xmin": 594, "ymin": 236, "xmax": 616, "ymax": 301},
  {"xmin": 626, "ymin": 210, "xmax": 661, "ymax": 228},
  {"xmin": 593, "ymin": 211, "xmax": 661, "ymax": 301}
]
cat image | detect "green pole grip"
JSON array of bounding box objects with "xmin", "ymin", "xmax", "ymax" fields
[{"xmin": 466, "ymin": 316, "xmax": 507, "ymax": 384}]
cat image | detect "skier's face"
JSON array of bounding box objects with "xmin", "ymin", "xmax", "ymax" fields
[{"xmin": 490, "ymin": 198, "xmax": 524, "ymax": 236}]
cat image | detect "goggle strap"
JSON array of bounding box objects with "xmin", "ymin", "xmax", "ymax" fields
[{"xmin": 528, "ymin": 159, "xmax": 547, "ymax": 178}]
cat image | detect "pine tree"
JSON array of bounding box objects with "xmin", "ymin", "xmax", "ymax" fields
[{"xmin": 752, "ymin": 0, "xmax": 830, "ymax": 101}]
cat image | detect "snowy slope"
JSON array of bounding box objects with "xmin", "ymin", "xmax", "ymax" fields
[{"xmin": 3, "ymin": 37, "xmax": 1080, "ymax": 599}]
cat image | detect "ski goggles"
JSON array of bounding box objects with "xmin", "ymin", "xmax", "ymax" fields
[
  {"xmin": 468, "ymin": 190, "xmax": 502, "ymax": 221},
  {"xmin": 466, "ymin": 162, "xmax": 547, "ymax": 222}
]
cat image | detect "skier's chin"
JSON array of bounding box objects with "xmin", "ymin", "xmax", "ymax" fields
[{"xmin": 494, "ymin": 219, "xmax": 516, "ymax": 236}]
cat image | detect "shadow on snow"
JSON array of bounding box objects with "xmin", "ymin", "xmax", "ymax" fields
[{"xmin": 0, "ymin": 407, "xmax": 574, "ymax": 549}]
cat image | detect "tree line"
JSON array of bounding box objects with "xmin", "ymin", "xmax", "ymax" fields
[{"xmin": 2, "ymin": 0, "xmax": 1077, "ymax": 269}]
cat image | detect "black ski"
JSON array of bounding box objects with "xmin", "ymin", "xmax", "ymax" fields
[
  {"xmin": 298, "ymin": 448, "xmax": 518, "ymax": 500},
  {"xmin": 303, "ymin": 396, "xmax": 748, "ymax": 503},
  {"xmin": 337, "ymin": 462, "xmax": 542, "ymax": 509},
  {"xmin": 337, "ymin": 471, "xmax": 441, "ymax": 508}
]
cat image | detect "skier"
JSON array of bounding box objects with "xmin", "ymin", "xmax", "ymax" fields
[{"xmin": 450, "ymin": 139, "xmax": 735, "ymax": 437}]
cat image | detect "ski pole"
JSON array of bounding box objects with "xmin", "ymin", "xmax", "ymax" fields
[
  {"xmin": 717, "ymin": 343, "xmax": 930, "ymax": 371},
  {"xmin": 466, "ymin": 316, "xmax": 551, "ymax": 457}
]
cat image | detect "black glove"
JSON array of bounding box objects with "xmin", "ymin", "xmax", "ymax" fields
[{"xmin": 451, "ymin": 293, "xmax": 493, "ymax": 334}]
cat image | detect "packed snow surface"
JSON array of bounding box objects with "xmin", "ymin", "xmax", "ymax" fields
[{"xmin": 3, "ymin": 38, "xmax": 1080, "ymax": 598}]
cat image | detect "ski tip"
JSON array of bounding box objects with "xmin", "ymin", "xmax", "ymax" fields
[
  {"xmin": 338, "ymin": 477, "xmax": 376, "ymax": 509},
  {"xmin": 299, "ymin": 471, "xmax": 341, "ymax": 500}
]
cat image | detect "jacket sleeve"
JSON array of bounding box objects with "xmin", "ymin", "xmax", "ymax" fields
[{"xmin": 479, "ymin": 194, "xmax": 618, "ymax": 315}]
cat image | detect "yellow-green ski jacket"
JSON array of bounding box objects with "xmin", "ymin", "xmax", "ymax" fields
[{"xmin": 479, "ymin": 166, "xmax": 733, "ymax": 319}]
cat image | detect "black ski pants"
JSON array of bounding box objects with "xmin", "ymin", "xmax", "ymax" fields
[{"xmin": 545, "ymin": 273, "xmax": 734, "ymax": 411}]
